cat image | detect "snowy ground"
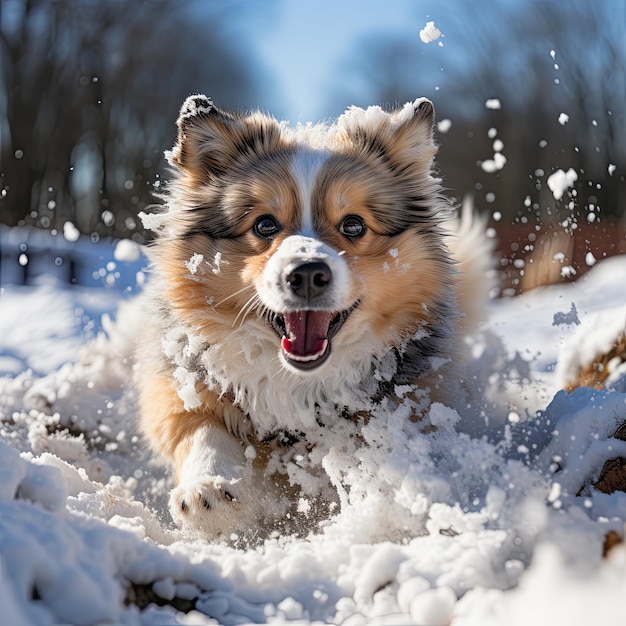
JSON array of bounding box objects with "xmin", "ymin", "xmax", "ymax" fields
[{"xmin": 0, "ymin": 239, "xmax": 625, "ymax": 626}]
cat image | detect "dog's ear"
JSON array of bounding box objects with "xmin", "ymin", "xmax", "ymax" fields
[
  {"xmin": 168, "ymin": 94, "xmax": 283, "ymax": 177},
  {"xmin": 338, "ymin": 98, "xmax": 437, "ymax": 174}
]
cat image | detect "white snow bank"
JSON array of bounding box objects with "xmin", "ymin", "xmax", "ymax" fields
[
  {"xmin": 556, "ymin": 304, "xmax": 626, "ymax": 389},
  {"xmin": 0, "ymin": 252, "xmax": 625, "ymax": 624}
]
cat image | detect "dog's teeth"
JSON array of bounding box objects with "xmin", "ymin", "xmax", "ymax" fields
[{"xmin": 281, "ymin": 338, "xmax": 328, "ymax": 362}]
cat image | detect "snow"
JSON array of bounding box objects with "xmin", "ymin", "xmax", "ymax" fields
[
  {"xmin": 480, "ymin": 152, "xmax": 507, "ymax": 173},
  {"xmin": 419, "ymin": 21, "xmax": 442, "ymax": 44},
  {"xmin": 547, "ymin": 168, "xmax": 579, "ymax": 200},
  {"xmin": 138, "ymin": 210, "xmax": 168, "ymax": 233},
  {"xmin": 63, "ymin": 221, "xmax": 81, "ymax": 243},
  {"xmin": 114, "ymin": 239, "xmax": 143, "ymax": 263},
  {"xmin": 1, "ymin": 239, "xmax": 626, "ymax": 625},
  {"xmin": 184, "ymin": 253, "xmax": 205, "ymax": 275},
  {"xmin": 555, "ymin": 303, "xmax": 626, "ymax": 389},
  {"xmin": 437, "ymin": 118, "xmax": 452, "ymax": 133},
  {"xmin": 480, "ymin": 135, "xmax": 507, "ymax": 173}
]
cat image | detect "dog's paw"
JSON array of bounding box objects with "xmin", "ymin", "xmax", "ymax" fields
[
  {"xmin": 172, "ymin": 478, "xmax": 238, "ymax": 513},
  {"xmin": 169, "ymin": 477, "xmax": 244, "ymax": 536}
]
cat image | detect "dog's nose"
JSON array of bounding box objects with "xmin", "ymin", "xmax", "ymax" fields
[{"xmin": 286, "ymin": 261, "xmax": 332, "ymax": 301}]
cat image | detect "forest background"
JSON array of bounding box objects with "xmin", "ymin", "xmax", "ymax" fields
[{"xmin": 1, "ymin": 0, "xmax": 624, "ymax": 292}]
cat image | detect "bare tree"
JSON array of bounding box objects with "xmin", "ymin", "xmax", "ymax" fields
[
  {"xmin": 0, "ymin": 0, "xmax": 264, "ymax": 241},
  {"xmin": 330, "ymin": 0, "xmax": 625, "ymax": 222}
]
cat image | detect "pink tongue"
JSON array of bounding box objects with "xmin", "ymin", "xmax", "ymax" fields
[{"xmin": 281, "ymin": 311, "xmax": 334, "ymax": 358}]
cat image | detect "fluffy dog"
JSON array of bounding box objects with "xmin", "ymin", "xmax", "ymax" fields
[{"xmin": 138, "ymin": 95, "xmax": 492, "ymax": 539}]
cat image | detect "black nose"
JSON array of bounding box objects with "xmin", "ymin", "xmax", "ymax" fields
[{"xmin": 286, "ymin": 261, "xmax": 332, "ymax": 301}]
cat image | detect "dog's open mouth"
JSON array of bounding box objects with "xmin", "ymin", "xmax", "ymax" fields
[{"xmin": 269, "ymin": 303, "xmax": 359, "ymax": 371}]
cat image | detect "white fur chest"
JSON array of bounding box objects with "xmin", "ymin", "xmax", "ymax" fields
[{"xmin": 160, "ymin": 316, "xmax": 390, "ymax": 437}]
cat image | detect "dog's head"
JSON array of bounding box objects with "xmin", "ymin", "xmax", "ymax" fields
[{"xmin": 153, "ymin": 95, "xmax": 454, "ymax": 379}]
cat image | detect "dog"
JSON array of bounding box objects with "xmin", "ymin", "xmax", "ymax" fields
[{"xmin": 137, "ymin": 95, "xmax": 493, "ymax": 539}]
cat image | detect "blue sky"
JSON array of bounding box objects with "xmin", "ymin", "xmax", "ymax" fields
[
  {"xmin": 188, "ymin": 0, "xmax": 625, "ymax": 146},
  {"xmin": 247, "ymin": 0, "xmax": 427, "ymax": 122}
]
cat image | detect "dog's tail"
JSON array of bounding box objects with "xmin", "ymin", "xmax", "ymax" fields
[{"xmin": 446, "ymin": 196, "xmax": 498, "ymax": 337}]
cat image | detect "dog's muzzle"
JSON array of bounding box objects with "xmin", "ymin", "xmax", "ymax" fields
[{"xmin": 267, "ymin": 260, "xmax": 359, "ymax": 371}]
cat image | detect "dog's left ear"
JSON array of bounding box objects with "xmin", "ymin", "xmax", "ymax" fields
[
  {"xmin": 338, "ymin": 98, "xmax": 437, "ymax": 173},
  {"xmin": 167, "ymin": 94, "xmax": 283, "ymax": 178}
]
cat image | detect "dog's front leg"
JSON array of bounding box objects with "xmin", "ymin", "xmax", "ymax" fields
[{"xmin": 170, "ymin": 422, "xmax": 262, "ymax": 538}]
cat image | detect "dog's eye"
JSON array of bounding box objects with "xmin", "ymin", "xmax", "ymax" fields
[
  {"xmin": 339, "ymin": 215, "xmax": 366, "ymax": 239},
  {"xmin": 253, "ymin": 215, "xmax": 281, "ymax": 239}
]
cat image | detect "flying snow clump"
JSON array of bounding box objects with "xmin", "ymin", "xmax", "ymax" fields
[
  {"xmin": 113, "ymin": 239, "xmax": 142, "ymax": 263},
  {"xmin": 419, "ymin": 21, "xmax": 442, "ymax": 43},
  {"xmin": 481, "ymin": 153, "xmax": 507, "ymax": 173},
  {"xmin": 480, "ymin": 138, "xmax": 507, "ymax": 173},
  {"xmin": 547, "ymin": 168, "xmax": 578, "ymax": 200},
  {"xmin": 437, "ymin": 119, "xmax": 452, "ymax": 133},
  {"xmin": 63, "ymin": 221, "xmax": 80, "ymax": 242}
]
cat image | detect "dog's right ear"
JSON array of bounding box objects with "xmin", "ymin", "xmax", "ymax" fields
[
  {"xmin": 168, "ymin": 94, "xmax": 283, "ymax": 178},
  {"xmin": 167, "ymin": 94, "xmax": 239, "ymax": 175}
]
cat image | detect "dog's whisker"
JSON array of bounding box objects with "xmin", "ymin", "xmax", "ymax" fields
[
  {"xmin": 268, "ymin": 354, "xmax": 289, "ymax": 382},
  {"xmin": 257, "ymin": 304, "xmax": 271, "ymax": 323},
  {"xmin": 215, "ymin": 284, "xmax": 255, "ymax": 308},
  {"xmin": 233, "ymin": 293, "xmax": 262, "ymax": 328},
  {"xmin": 232, "ymin": 302, "xmax": 254, "ymax": 328}
]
